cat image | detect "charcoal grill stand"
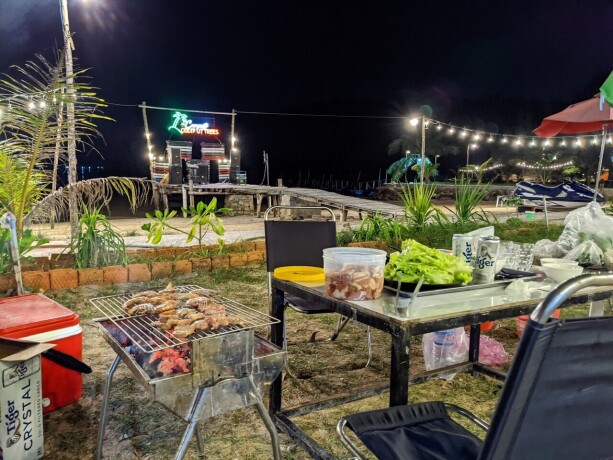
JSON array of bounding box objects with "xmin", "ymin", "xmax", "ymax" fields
[
  {"xmin": 96, "ymin": 355, "xmax": 281, "ymax": 460},
  {"xmin": 90, "ymin": 286, "xmax": 284, "ymax": 460}
]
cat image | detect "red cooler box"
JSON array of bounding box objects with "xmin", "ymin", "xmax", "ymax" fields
[{"xmin": 0, "ymin": 294, "xmax": 83, "ymax": 413}]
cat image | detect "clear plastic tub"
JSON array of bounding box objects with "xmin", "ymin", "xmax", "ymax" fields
[{"xmin": 323, "ymin": 247, "xmax": 387, "ymax": 300}]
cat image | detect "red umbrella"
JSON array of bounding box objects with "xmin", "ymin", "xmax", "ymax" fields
[
  {"xmin": 534, "ymin": 94, "xmax": 613, "ymax": 199},
  {"xmin": 534, "ymin": 95, "xmax": 613, "ymax": 137}
]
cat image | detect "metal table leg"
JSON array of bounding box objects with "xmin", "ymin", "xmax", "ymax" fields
[
  {"xmin": 269, "ymin": 287, "xmax": 285, "ymax": 415},
  {"xmin": 96, "ymin": 355, "xmax": 121, "ymax": 460},
  {"xmin": 389, "ymin": 327, "xmax": 409, "ymax": 406},
  {"xmin": 589, "ymin": 300, "xmax": 605, "ymax": 317},
  {"xmin": 469, "ymin": 324, "xmax": 481, "ymax": 377},
  {"xmin": 175, "ymin": 386, "xmax": 208, "ymax": 460}
]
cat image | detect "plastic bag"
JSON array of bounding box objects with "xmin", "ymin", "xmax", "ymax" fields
[
  {"xmin": 475, "ymin": 334, "xmax": 509, "ymax": 366},
  {"xmin": 533, "ymin": 239, "xmax": 564, "ymax": 259},
  {"xmin": 555, "ymin": 202, "xmax": 613, "ymax": 256},
  {"xmin": 564, "ymin": 240, "xmax": 604, "ymax": 266},
  {"xmin": 604, "ymin": 249, "xmax": 613, "ymax": 271},
  {"xmin": 422, "ymin": 328, "xmax": 469, "ymax": 380}
]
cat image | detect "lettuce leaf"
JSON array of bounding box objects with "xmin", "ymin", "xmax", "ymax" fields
[{"xmin": 384, "ymin": 239, "xmax": 473, "ymax": 285}]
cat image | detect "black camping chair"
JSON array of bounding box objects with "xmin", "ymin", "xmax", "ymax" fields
[
  {"xmin": 265, "ymin": 205, "xmax": 372, "ymax": 367},
  {"xmin": 337, "ymin": 273, "xmax": 613, "ymax": 460}
]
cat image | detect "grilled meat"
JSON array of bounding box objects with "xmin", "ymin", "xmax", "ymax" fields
[
  {"xmin": 185, "ymin": 296, "xmax": 208, "ymax": 308},
  {"xmin": 155, "ymin": 300, "xmax": 181, "ymax": 313},
  {"xmin": 160, "ymin": 281, "xmax": 176, "ymax": 293},
  {"xmin": 131, "ymin": 290, "xmax": 158, "ymax": 298},
  {"xmin": 176, "ymin": 292, "xmax": 200, "ymax": 300},
  {"xmin": 173, "ymin": 324, "xmax": 195, "ymax": 338},
  {"xmin": 126, "ymin": 303, "xmax": 156, "ymax": 316}
]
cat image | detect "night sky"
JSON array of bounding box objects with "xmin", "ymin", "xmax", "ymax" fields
[{"xmin": 1, "ymin": 0, "xmax": 612, "ymax": 185}]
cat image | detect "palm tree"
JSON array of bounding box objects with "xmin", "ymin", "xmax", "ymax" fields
[
  {"xmin": 0, "ymin": 50, "xmax": 149, "ymax": 235},
  {"xmin": 411, "ymin": 162, "xmax": 439, "ymax": 183},
  {"xmin": 464, "ymin": 158, "xmax": 499, "ymax": 184}
]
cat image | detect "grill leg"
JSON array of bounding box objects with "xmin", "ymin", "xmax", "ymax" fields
[
  {"xmin": 96, "ymin": 355, "xmax": 121, "ymax": 460},
  {"xmin": 175, "ymin": 386, "xmax": 208, "ymax": 460},
  {"xmin": 195, "ymin": 422, "xmax": 205, "ymax": 459},
  {"xmin": 254, "ymin": 398, "xmax": 282, "ymax": 460}
]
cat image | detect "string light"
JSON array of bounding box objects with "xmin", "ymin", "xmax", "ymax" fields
[
  {"xmin": 517, "ymin": 160, "xmax": 573, "ymax": 170},
  {"xmin": 402, "ymin": 116, "xmax": 609, "ymax": 148},
  {"xmin": 459, "ymin": 163, "xmax": 504, "ymax": 173}
]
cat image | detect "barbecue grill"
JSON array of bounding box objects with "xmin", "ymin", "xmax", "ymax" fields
[{"xmin": 91, "ymin": 285, "xmax": 284, "ymax": 460}]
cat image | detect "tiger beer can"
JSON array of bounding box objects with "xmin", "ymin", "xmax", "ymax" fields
[
  {"xmin": 473, "ymin": 236, "xmax": 500, "ymax": 284},
  {"xmin": 452, "ymin": 234, "xmax": 475, "ymax": 266}
]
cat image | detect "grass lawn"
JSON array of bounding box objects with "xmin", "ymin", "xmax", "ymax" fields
[{"xmin": 38, "ymin": 263, "xmax": 605, "ymax": 459}]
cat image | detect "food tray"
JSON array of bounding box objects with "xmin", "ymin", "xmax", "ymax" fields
[
  {"xmin": 383, "ymin": 276, "xmax": 538, "ymax": 297},
  {"xmin": 383, "ymin": 278, "xmax": 462, "ymax": 292}
]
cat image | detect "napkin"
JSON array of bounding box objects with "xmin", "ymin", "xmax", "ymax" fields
[{"xmin": 505, "ymin": 279, "xmax": 555, "ymax": 300}]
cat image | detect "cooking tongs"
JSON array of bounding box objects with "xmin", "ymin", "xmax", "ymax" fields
[{"xmin": 0, "ymin": 336, "xmax": 92, "ymax": 374}]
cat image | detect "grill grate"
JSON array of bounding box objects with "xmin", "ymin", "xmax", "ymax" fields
[{"xmin": 90, "ymin": 285, "xmax": 278, "ymax": 352}]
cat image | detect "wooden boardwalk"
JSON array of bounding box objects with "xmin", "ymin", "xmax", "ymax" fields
[{"xmin": 155, "ymin": 183, "xmax": 405, "ymax": 221}]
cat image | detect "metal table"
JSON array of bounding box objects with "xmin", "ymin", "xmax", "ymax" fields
[{"xmin": 268, "ymin": 277, "xmax": 613, "ymax": 459}]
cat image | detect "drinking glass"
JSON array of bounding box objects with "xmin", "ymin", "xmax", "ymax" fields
[
  {"xmin": 515, "ymin": 243, "xmax": 535, "ymax": 272},
  {"xmin": 498, "ymin": 241, "xmax": 517, "ymax": 271}
]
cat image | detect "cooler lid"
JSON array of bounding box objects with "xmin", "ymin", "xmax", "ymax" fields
[{"xmin": 0, "ymin": 294, "xmax": 79, "ymax": 336}]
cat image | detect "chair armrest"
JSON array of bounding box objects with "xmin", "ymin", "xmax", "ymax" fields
[
  {"xmin": 444, "ymin": 403, "xmax": 490, "ymax": 431},
  {"xmin": 337, "ymin": 418, "xmax": 369, "ymax": 460}
]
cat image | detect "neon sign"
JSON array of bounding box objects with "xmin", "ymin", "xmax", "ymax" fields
[{"xmin": 168, "ymin": 112, "xmax": 221, "ymax": 136}]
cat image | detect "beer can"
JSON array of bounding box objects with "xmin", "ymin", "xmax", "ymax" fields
[
  {"xmin": 452, "ymin": 234, "xmax": 475, "ymax": 266},
  {"xmin": 473, "ymin": 236, "xmax": 500, "ymax": 284}
]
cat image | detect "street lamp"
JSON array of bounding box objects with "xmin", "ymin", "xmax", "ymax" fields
[
  {"xmin": 59, "ymin": 0, "xmax": 78, "ymax": 234},
  {"xmin": 409, "ymin": 116, "xmax": 427, "ymax": 184},
  {"xmin": 466, "ymin": 143, "xmax": 477, "ymax": 167},
  {"xmin": 435, "ymin": 154, "xmax": 440, "ymax": 168}
]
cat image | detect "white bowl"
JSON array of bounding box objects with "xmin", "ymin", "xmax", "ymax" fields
[
  {"xmin": 541, "ymin": 263, "xmax": 584, "ymax": 283},
  {"xmin": 540, "ymin": 258, "xmax": 579, "ymax": 266}
]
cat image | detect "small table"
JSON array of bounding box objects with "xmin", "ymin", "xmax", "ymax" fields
[{"xmin": 268, "ymin": 278, "xmax": 613, "ymax": 459}]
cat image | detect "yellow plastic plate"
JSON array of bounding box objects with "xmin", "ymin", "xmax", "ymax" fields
[{"xmin": 273, "ymin": 266, "xmax": 325, "ymax": 282}]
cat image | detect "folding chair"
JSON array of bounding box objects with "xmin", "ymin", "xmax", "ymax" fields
[
  {"xmin": 265, "ymin": 205, "xmax": 372, "ymax": 367},
  {"xmin": 338, "ymin": 273, "xmax": 613, "ymax": 460}
]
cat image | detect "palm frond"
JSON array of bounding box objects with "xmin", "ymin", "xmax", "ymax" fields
[
  {"xmin": 0, "ymin": 49, "xmax": 114, "ymax": 233},
  {"xmin": 26, "ymin": 177, "xmax": 151, "ymax": 225}
]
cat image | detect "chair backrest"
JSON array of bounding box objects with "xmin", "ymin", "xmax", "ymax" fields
[
  {"xmin": 479, "ymin": 313, "xmax": 613, "ymax": 459},
  {"xmin": 264, "ymin": 220, "xmax": 337, "ymax": 272}
]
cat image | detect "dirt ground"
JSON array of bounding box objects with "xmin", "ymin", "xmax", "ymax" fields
[
  {"xmin": 14, "ymin": 198, "xmax": 579, "ymax": 459},
  {"xmin": 31, "ymin": 264, "xmax": 597, "ymax": 460}
]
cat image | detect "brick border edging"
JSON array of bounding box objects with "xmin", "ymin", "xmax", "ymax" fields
[{"xmin": 6, "ymin": 241, "xmax": 267, "ymax": 292}]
